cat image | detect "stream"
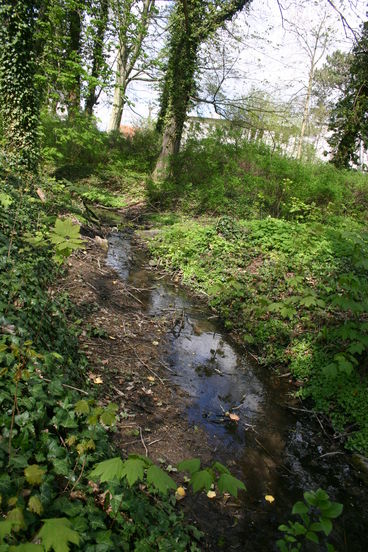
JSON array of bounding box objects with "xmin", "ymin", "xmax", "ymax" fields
[{"xmin": 106, "ymin": 231, "xmax": 368, "ymax": 551}]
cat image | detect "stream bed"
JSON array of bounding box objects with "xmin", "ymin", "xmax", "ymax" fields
[{"xmin": 106, "ymin": 231, "xmax": 368, "ymax": 551}]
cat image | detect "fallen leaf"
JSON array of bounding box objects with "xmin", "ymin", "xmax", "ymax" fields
[
  {"xmin": 147, "ymin": 376, "xmax": 155, "ymax": 382},
  {"xmin": 175, "ymin": 486, "xmax": 186, "ymax": 500},
  {"xmin": 207, "ymin": 490, "xmax": 216, "ymax": 499},
  {"xmin": 109, "ymin": 336, "xmax": 116, "ymax": 340},
  {"xmin": 152, "ymin": 341, "xmax": 159, "ymax": 346},
  {"xmin": 265, "ymin": 495, "xmax": 275, "ymax": 503},
  {"xmin": 94, "ymin": 376, "xmax": 103, "ymax": 384},
  {"xmin": 101, "ymin": 359, "xmax": 109, "ymax": 365},
  {"xmin": 228, "ymin": 413, "xmax": 240, "ymax": 422}
]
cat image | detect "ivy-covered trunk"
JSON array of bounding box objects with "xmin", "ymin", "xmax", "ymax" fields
[
  {"xmin": 153, "ymin": 29, "xmax": 198, "ymax": 179},
  {"xmin": 0, "ymin": 1, "xmax": 40, "ymax": 172},
  {"xmin": 153, "ymin": 0, "xmax": 251, "ymax": 181}
]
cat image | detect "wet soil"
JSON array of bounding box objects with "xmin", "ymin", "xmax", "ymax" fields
[{"xmin": 62, "ymin": 219, "xmax": 368, "ymax": 552}]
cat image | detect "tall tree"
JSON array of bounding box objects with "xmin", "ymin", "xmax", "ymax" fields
[
  {"xmin": 84, "ymin": 0, "xmax": 110, "ymax": 115},
  {"xmin": 328, "ymin": 21, "xmax": 368, "ymax": 168},
  {"xmin": 153, "ymin": 0, "xmax": 251, "ymax": 181},
  {"xmin": 107, "ymin": 0, "xmax": 156, "ymax": 132},
  {"xmin": 287, "ymin": 13, "xmax": 332, "ymax": 160},
  {"xmin": 0, "ymin": 1, "xmax": 41, "ymax": 171}
]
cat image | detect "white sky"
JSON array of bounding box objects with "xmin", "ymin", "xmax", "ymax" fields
[{"xmin": 96, "ymin": 0, "xmax": 366, "ymax": 130}]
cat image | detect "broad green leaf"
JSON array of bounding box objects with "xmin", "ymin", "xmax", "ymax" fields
[
  {"xmin": 217, "ymin": 474, "xmax": 246, "ymax": 498},
  {"xmin": 121, "ymin": 458, "xmax": 146, "ymax": 486},
  {"xmin": 39, "ymin": 518, "xmax": 79, "ymax": 552},
  {"xmin": 318, "ymin": 517, "xmax": 333, "ymax": 536},
  {"xmin": 212, "ymin": 461, "xmax": 230, "ymax": 475},
  {"xmin": 304, "ymin": 491, "xmax": 317, "ymax": 506},
  {"xmin": 322, "ymin": 502, "xmax": 343, "ymax": 519},
  {"xmin": 292, "ymin": 501, "xmax": 308, "ymax": 515},
  {"xmin": 146, "ymin": 465, "xmax": 176, "ymax": 495},
  {"xmin": 74, "ymin": 400, "xmax": 90, "ymax": 415},
  {"xmin": 90, "ymin": 457, "xmax": 125, "ymax": 482},
  {"xmin": 177, "ymin": 458, "xmax": 201, "ymax": 475},
  {"xmin": 100, "ymin": 410, "xmax": 116, "ymax": 427},
  {"xmin": 0, "ymin": 521, "xmax": 13, "ymax": 543},
  {"xmin": 191, "ymin": 470, "xmax": 214, "ymax": 493},
  {"xmin": 0, "ymin": 193, "xmax": 13, "ymax": 208},
  {"xmin": 306, "ymin": 531, "xmax": 319, "ymax": 544},
  {"xmin": 24, "ymin": 464, "xmax": 45, "ymax": 486}
]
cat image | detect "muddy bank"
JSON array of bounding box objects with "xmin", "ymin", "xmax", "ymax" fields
[{"xmin": 63, "ymin": 223, "xmax": 368, "ymax": 552}]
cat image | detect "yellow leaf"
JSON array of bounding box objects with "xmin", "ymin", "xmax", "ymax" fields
[
  {"xmin": 207, "ymin": 490, "xmax": 216, "ymax": 499},
  {"xmin": 228, "ymin": 413, "xmax": 240, "ymax": 422},
  {"xmin": 265, "ymin": 495, "xmax": 275, "ymax": 503},
  {"xmin": 24, "ymin": 464, "xmax": 45, "ymax": 486},
  {"xmin": 28, "ymin": 496, "xmax": 43, "ymax": 515},
  {"xmin": 93, "ymin": 376, "xmax": 103, "ymax": 384},
  {"xmin": 175, "ymin": 486, "xmax": 186, "ymax": 500},
  {"xmin": 147, "ymin": 376, "xmax": 155, "ymax": 382}
]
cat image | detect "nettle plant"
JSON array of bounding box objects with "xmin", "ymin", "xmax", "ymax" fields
[{"xmin": 277, "ymin": 489, "xmax": 343, "ymax": 552}]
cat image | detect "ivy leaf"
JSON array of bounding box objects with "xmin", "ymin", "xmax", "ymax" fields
[
  {"xmin": 121, "ymin": 458, "xmax": 146, "ymax": 486},
  {"xmin": 24, "ymin": 465, "xmax": 45, "ymax": 486},
  {"xmin": 7, "ymin": 508, "xmax": 25, "ymax": 532},
  {"xmin": 217, "ymin": 474, "xmax": 246, "ymax": 498},
  {"xmin": 28, "ymin": 496, "xmax": 43, "ymax": 515},
  {"xmin": 146, "ymin": 465, "xmax": 176, "ymax": 495},
  {"xmin": 177, "ymin": 458, "xmax": 201, "ymax": 475},
  {"xmin": 38, "ymin": 518, "xmax": 80, "ymax": 552},
  {"xmin": 191, "ymin": 470, "xmax": 214, "ymax": 493},
  {"xmin": 90, "ymin": 457, "xmax": 125, "ymax": 482}
]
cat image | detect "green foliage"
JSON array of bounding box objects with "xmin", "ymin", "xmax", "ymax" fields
[
  {"xmin": 0, "ymin": 1, "xmax": 40, "ymax": 171},
  {"xmin": 38, "ymin": 518, "xmax": 80, "ymax": 552},
  {"xmin": 178, "ymin": 458, "xmax": 245, "ymax": 498},
  {"xmin": 277, "ymin": 489, "xmax": 343, "ymax": 552},
  {"xmin": 149, "ymin": 214, "xmax": 368, "ymax": 453},
  {"xmin": 148, "ymin": 132, "xmax": 368, "ymax": 221},
  {"xmin": 0, "ymin": 173, "xmax": 201, "ymax": 551},
  {"xmin": 328, "ymin": 21, "xmax": 368, "ymax": 168}
]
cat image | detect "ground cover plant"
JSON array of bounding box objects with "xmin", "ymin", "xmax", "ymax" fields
[
  {"xmin": 146, "ymin": 133, "xmax": 368, "ymax": 455},
  {"xmin": 0, "ymin": 172, "xmax": 206, "ymax": 550}
]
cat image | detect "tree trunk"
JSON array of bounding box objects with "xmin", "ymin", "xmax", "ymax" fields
[
  {"xmin": 297, "ymin": 68, "xmax": 314, "ymax": 160},
  {"xmin": 0, "ymin": 0, "xmax": 40, "ymax": 172},
  {"xmin": 107, "ymin": 48, "xmax": 128, "ymax": 132},
  {"xmin": 152, "ymin": 116, "xmax": 180, "ymax": 180},
  {"xmin": 85, "ymin": 0, "xmax": 109, "ymax": 116}
]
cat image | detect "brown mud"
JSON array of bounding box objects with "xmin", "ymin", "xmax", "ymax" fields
[{"xmin": 60, "ymin": 212, "xmax": 368, "ymax": 552}]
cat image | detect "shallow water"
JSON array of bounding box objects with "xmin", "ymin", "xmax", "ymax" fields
[{"xmin": 107, "ymin": 232, "xmax": 368, "ymax": 551}]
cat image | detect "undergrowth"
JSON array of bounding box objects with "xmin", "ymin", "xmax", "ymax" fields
[
  {"xmin": 149, "ymin": 215, "xmax": 368, "ymax": 453},
  {"xmin": 148, "ymin": 130, "xmax": 368, "ymax": 222},
  {"xmin": 0, "ymin": 172, "xmax": 203, "ymax": 550}
]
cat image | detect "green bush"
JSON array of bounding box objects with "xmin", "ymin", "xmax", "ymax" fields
[{"xmin": 148, "ymin": 129, "xmax": 368, "ymax": 221}]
